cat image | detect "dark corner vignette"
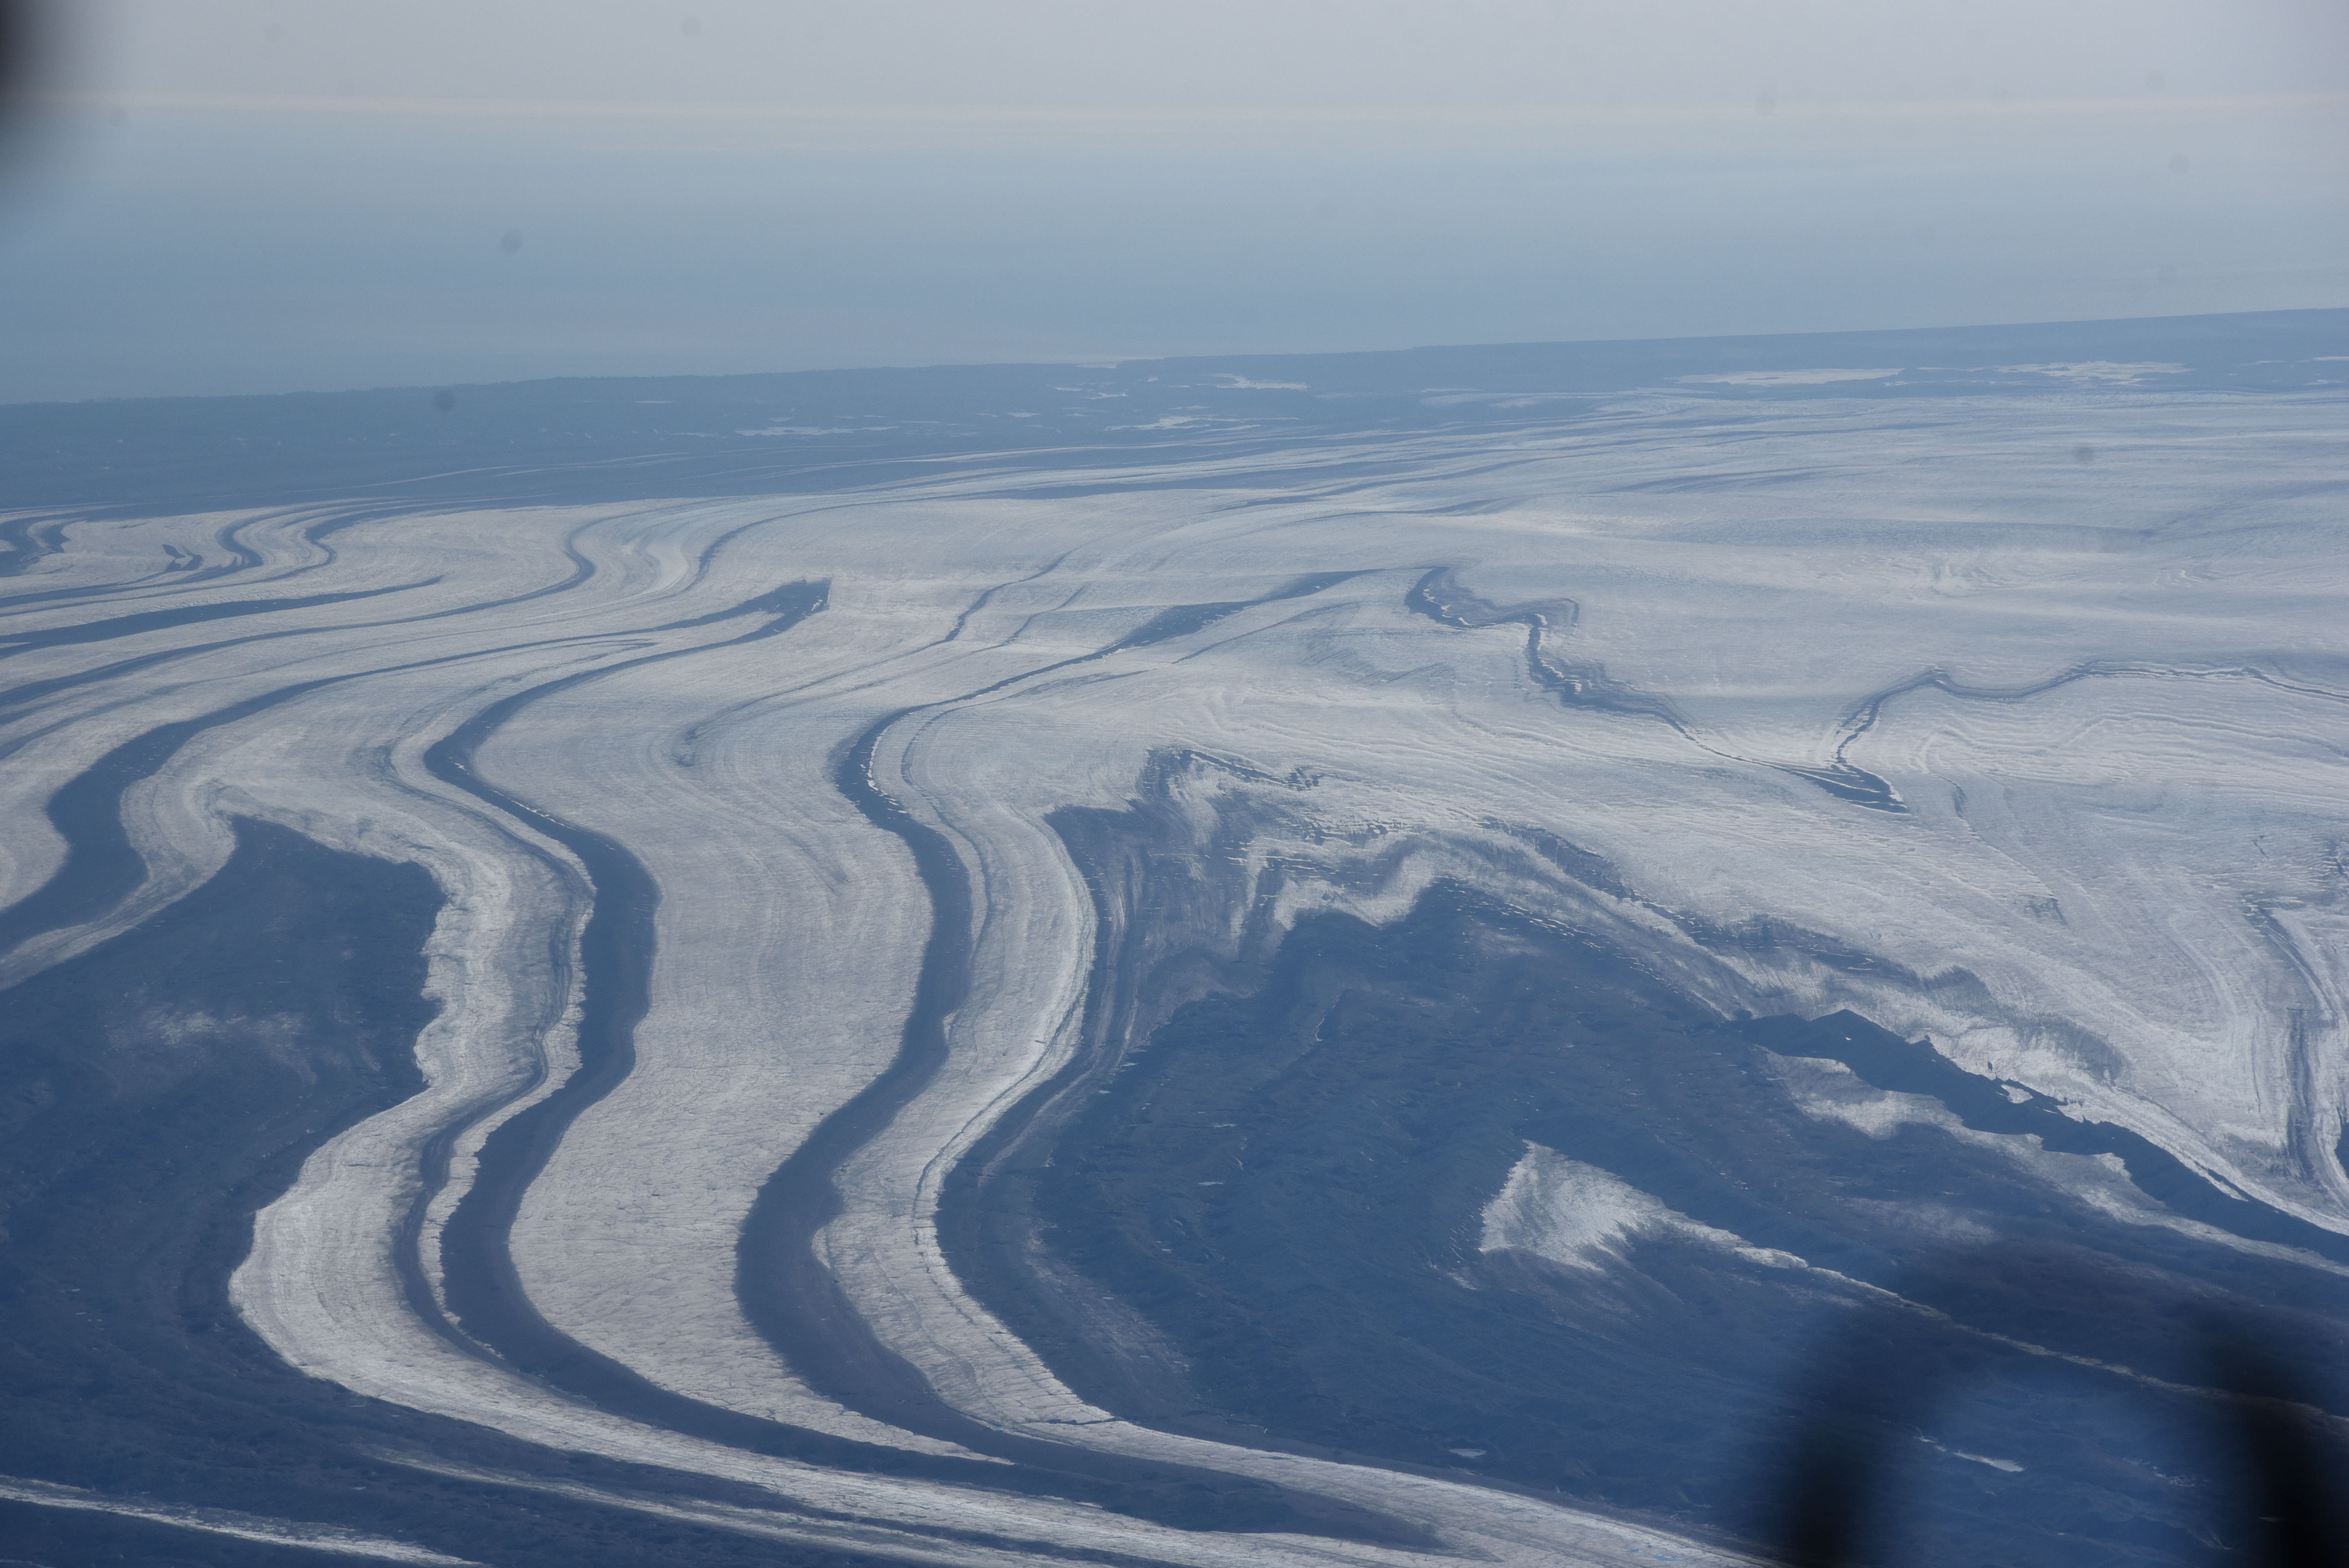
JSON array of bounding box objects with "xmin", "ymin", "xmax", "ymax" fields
[{"xmin": 1770, "ymin": 1247, "xmax": 2349, "ymax": 1568}]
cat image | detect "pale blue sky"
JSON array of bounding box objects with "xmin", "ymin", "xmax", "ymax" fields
[{"xmin": 2, "ymin": 1, "xmax": 2343, "ymax": 401}]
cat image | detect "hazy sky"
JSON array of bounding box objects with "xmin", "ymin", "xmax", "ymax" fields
[
  {"xmin": 59, "ymin": 0, "xmax": 2349, "ymax": 109},
  {"xmin": 3, "ymin": 1, "xmax": 2344, "ymax": 400}
]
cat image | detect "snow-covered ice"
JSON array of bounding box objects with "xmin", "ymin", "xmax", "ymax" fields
[{"xmin": 4, "ymin": 365, "xmax": 2344, "ymax": 1564}]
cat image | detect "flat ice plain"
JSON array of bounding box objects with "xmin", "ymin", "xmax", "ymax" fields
[{"xmin": 2, "ymin": 311, "xmax": 2345, "ymax": 1567}]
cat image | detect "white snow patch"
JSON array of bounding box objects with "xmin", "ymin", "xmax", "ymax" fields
[
  {"xmin": 0, "ymin": 1474, "xmax": 478, "ymax": 1564},
  {"xmin": 1919, "ymin": 1435, "xmax": 2026, "ymax": 1473},
  {"xmin": 1679, "ymin": 367, "xmax": 1902, "ymax": 386},
  {"xmin": 1992, "ymin": 361, "xmax": 2187, "ymax": 383},
  {"xmin": 1481, "ymin": 1143, "xmax": 1808, "ymax": 1273}
]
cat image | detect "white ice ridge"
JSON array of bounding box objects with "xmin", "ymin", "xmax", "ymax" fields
[
  {"xmin": 1481, "ymin": 1145, "xmax": 1806, "ymax": 1274},
  {"xmin": 2, "ymin": 382, "xmax": 2345, "ymax": 1563},
  {"xmin": 0, "ymin": 1474, "xmax": 479, "ymax": 1564}
]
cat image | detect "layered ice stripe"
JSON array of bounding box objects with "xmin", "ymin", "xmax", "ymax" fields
[
  {"xmin": 0, "ymin": 501, "xmax": 694, "ymax": 925},
  {"xmin": 492, "ymin": 548, "xmax": 1079, "ymax": 1455}
]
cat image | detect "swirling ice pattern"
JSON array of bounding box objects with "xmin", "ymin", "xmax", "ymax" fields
[{"xmin": 3, "ymin": 387, "xmax": 2347, "ymax": 1566}]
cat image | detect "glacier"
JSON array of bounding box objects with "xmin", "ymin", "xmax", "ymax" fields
[{"xmin": 1, "ymin": 312, "xmax": 2344, "ymax": 1566}]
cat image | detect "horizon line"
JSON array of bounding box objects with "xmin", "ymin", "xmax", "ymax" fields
[
  {"xmin": 33, "ymin": 87, "xmax": 2349, "ymax": 128},
  {"xmin": 7, "ymin": 304, "xmax": 2344, "ymax": 411}
]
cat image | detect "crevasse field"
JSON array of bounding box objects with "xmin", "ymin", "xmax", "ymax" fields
[{"xmin": 1, "ymin": 312, "xmax": 2344, "ymax": 1567}]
